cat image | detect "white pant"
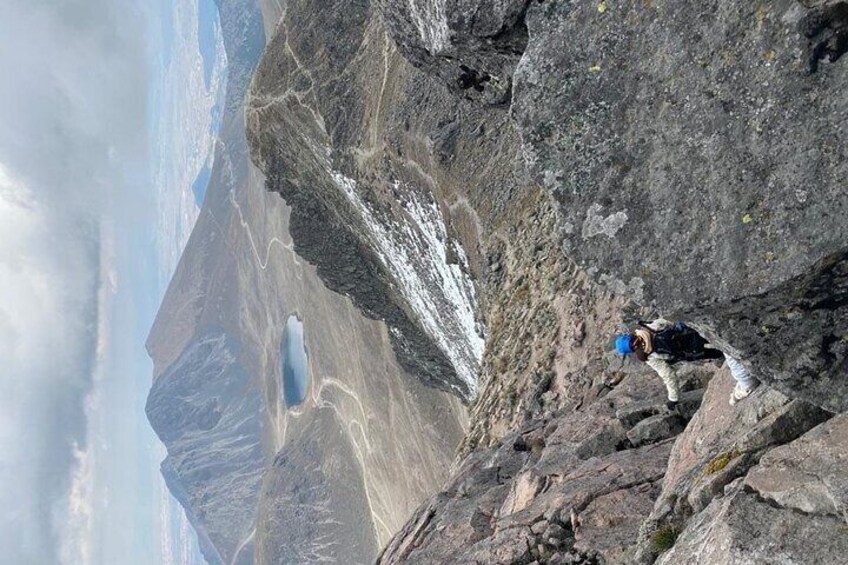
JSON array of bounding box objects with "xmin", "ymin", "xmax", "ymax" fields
[{"xmin": 725, "ymin": 355, "xmax": 758, "ymax": 391}]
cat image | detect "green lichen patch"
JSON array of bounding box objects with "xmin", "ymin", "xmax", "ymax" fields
[{"xmin": 704, "ymin": 448, "xmax": 742, "ymax": 476}]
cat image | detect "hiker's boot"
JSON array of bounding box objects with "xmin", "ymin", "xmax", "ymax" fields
[{"xmin": 729, "ymin": 382, "xmax": 759, "ymax": 406}]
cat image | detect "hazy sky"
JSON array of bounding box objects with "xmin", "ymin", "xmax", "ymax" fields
[{"xmin": 0, "ymin": 0, "xmax": 212, "ymax": 562}]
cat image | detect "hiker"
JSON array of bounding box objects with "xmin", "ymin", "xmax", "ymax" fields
[{"xmin": 615, "ymin": 319, "xmax": 759, "ymax": 408}]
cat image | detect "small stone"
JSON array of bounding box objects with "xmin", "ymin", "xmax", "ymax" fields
[
  {"xmin": 531, "ymin": 520, "xmax": 549, "ymax": 535},
  {"xmin": 626, "ymin": 413, "xmax": 686, "ymax": 447},
  {"xmin": 543, "ymin": 522, "xmax": 567, "ymax": 540},
  {"xmin": 573, "ymin": 321, "xmax": 586, "ymax": 345}
]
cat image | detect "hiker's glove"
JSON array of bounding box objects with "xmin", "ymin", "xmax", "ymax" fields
[{"xmin": 666, "ymin": 400, "xmax": 679, "ymax": 412}]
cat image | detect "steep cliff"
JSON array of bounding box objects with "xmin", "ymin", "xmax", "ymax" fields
[
  {"xmin": 376, "ymin": 0, "xmax": 848, "ymax": 410},
  {"xmin": 242, "ymin": 0, "xmax": 848, "ymax": 563}
]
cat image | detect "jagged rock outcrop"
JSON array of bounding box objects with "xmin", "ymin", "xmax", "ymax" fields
[
  {"xmin": 654, "ymin": 413, "xmax": 848, "ymax": 565},
  {"xmin": 376, "ymin": 0, "xmax": 532, "ymax": 104},
  {"xmin": 379, "ymin": 370, "xmax": 710, "ymax": 565},
  {"xmin": 685, "ymin": 251, "xmax": 848, "ymax": 412},
  {"xmin": 632, "ymin": 369, "xmax": 831, "ymax": 563}
]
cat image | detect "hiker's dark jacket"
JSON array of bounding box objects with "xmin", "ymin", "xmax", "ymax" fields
[{"xmin": 636, "ymin": 319, "xmax": 722, "ymax": 401}]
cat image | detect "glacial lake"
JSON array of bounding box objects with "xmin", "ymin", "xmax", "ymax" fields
[{"xmin": 280, "ymin": 315, "xmax": 308, "ymax": 407}]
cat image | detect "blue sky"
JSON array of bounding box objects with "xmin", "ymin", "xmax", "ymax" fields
[{"xmin": 0, "ymin": 0, "xmax": 222, "ymax": 562}]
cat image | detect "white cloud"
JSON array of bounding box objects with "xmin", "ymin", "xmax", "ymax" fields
[
  {"xmin": 0, "ymin": 163, "xmax": 100, "ymax": 563},
  {"xmin": 60, "ymin": 439, "xmax": 97, "ymax": 565},
  {"xmin": 0, "ymin": 0, "xmax": 154, "ymax": 560},
  {"xmin": 57, "ymin": 235, "xmax": 116, "ymax": 565}
]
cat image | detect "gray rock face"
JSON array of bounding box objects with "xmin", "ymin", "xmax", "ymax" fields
[
  {"xmin": 372, "ymin": 0, "xmax": 848, "ymax": 409},
  {"xmin": 508, "ymin": 0, "xmax": 848, "ymax": 410},
  {"xmin": 686, "ymin": 251, "xmax": 848, "ymax": 412},
  {"xmin": 745, "ymin": 412, "xmax": 848, "ymax": 520},
  {"xmin": 627, "ymin": 413, "xmax": 686, "ymax": 448},
  {"xmin": 633, "ymin": 368, "xmax": 831, "ymax": 564},
  {"xmin": 376, "ymin": 0, "xmax": 531, "ymax": 104},
  {"xmin": 657, "ymin": 414, "xmax": 848, "ymax": 565},
  {"xmin": 658, "ymin": 485, "xmax": 848, "ymax": 565}
]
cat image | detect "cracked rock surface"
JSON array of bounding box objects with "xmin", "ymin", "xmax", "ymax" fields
[
  {"xmin": 633, "ymin": 369, "xmax": 832, "ymax": 563},
  {"xmin": 656, "ymin": 414, "xmax": 848, "ymax": 565},
  {"xmin": 379, "ymin": 371, "xmax": 709, "ymax": 565},
  {"xmin": 376, "ymin": 0, "xmax": 531, "ymax": 104}
]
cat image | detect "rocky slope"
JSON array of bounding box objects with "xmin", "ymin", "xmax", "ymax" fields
[
  {"xmin": 511, "ymin": 0, "xmax": 848, "ymax": 413},
  {"xmin": 242, "ymin": 0, "xmax": 848, "ymax": 563}
]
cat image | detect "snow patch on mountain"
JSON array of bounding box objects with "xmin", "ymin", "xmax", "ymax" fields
[
  {"xmin": 331, "ymin": 170, "xmax": 483, "ymax": 397},
  {"xmin": 406, "ymin": 0, "xmax": 450, "ymax": 53}
]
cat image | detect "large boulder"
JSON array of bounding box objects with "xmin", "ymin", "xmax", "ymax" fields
[
  {"xmin": 745, "ymin": 412, "xmax": 848, "ymax": 521},
  {"xmin": 657, "ymin": 414, "xmax": 848, "ymax": 565},
  {"xmin": 657, "ymin": 485, "xmax": 848, "ymax": 565}
]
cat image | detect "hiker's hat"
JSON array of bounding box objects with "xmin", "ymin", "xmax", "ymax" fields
[{"xmin": 615, "ymin": 334, "xmax": 633, "ymax": 355}]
